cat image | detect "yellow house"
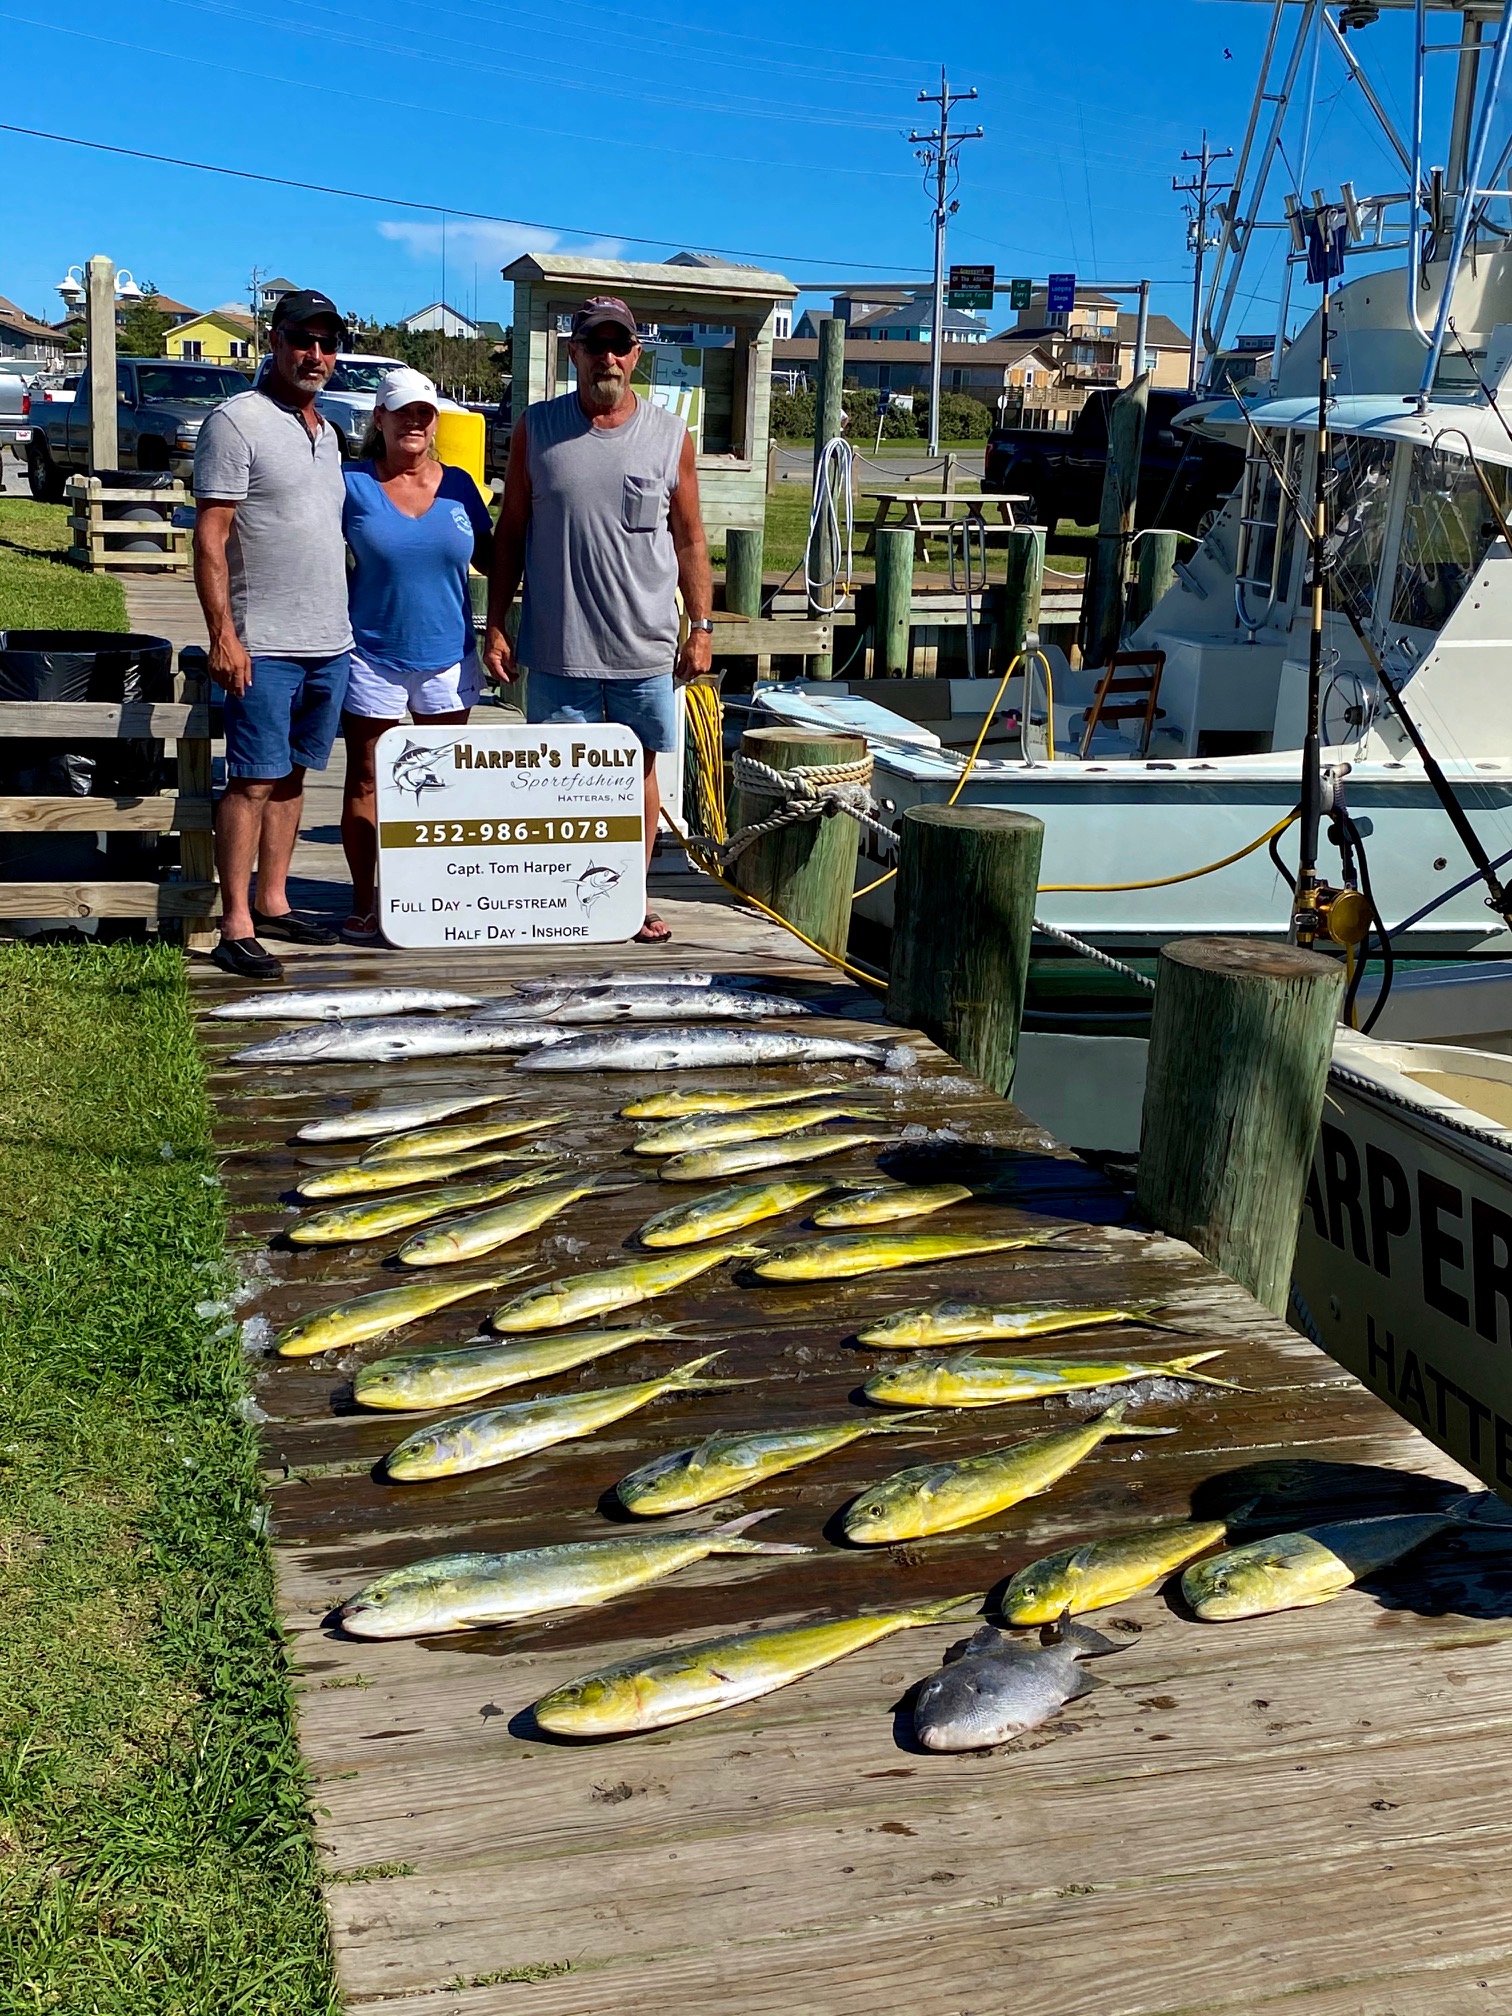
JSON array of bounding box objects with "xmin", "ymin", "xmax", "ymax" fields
[{"xmin": 165, "ymin": 308, "xmax": 255, "ymax": 366}]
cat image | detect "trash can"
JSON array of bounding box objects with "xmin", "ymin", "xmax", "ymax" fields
[{"xmin": 95, "ymin": 468, "xmax": 179, "ymax": 559}]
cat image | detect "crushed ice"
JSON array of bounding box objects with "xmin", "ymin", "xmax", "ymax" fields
[
  {"xmin": 194, "ymin": 1298, "xmax": 231, "ymax": 1321},
  {"xmin": 240, "ymin": 1315, "xmax": 274, "ymax": 1357},
  {"xmin": 235, "ymin": 1394, "xmax": 270, "ymax": 1425}
]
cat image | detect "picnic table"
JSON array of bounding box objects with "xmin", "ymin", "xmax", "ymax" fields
[{"xmin": 864, "ymin": 488, "xmax": 1032, "ymax": 557}]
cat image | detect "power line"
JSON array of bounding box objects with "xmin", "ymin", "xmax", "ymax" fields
[
  {"xmin": 1174, "ymin": 131, "xmax": 1234, "ymax": 391},
  {"xmin": 0, "ymin": 121, "xmax": 929, "ymax": 275},
  {"xmin": 909, "ymin": 69, "xmax": 983, "ymax": 457}
]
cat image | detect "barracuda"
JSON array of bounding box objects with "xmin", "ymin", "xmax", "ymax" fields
[
  {"xmin": 658, "ymin": 1131, "xmax": 890, "ymax": 1184},
  {"xmin": 620, "ymin": 1085, "xmax": 851, "ymax": 1120},
  {"xmin": 634, "ymin": 1180, "xmax": 832, "ymax": 1249},
  {"xmin": 615, "ymin": 1415, "xmax": 937, "ymax": 1515},
  {"xmin": 286, "ymin": 1166, "xmax": 566, "ymax": 1246},
  {"xmin": 358, "ymin": 1112, "xmax": 570, "ymax": 1164},
  {"xmin": 489, "ymin": 1242, "xmax": 764, "ymax": 1331},
  {"xmin": 812, "ymin": 1183, "xmax": 973, "ymax": 1227},
  {"xmin": 751, "ymin": 1230, "xmax": 1066, "ymax": 1282},
  {"xmin": 632, "ymin": 1105, "xmax": 880, "ymax": 1157},
  {"xmin": 396, "ymin": 1179, "xmax": 636, "ymax": 1267},
  {"xmin": 855, "ymin": 1299, "xmax": 1184, "ymax": 1350},
  {"xmin": 999, "ymin": 1513, "xmax": 1247, "ymax": 1623},
  {"xmin": 1181, "ymin": 1508, "xmax": 1484, "ymax": 1621},
  {"xmin": 841, "ymin": 1402, "xmax": 1177, "ymax": 1545},
  {"xmin": 473, "ymin": 986, "xmax": 812, "ymax": 1024},
  {"xmin": 274, "ymin": 1267, "xmax": 535, "ymax": 1359},
  {"xmin": 210, "ymin": 986, "xmax": 482, "ymax": 1021},
  {"xmin": 296, "ymin": 1095, "xmax": 518, "ymax": 1144},
  {"xmin": 862, "ymin": 1348, "xmax": 1236, "ymax": 1408},
  {"xmin": 294, "ymin": 1147, "xmax": 521, "ymax": 1199},
  {"xmin": 353, "ymin": 1321, "xmax": 698, "ymax": 1411},
  {"xmin": 231, "ymin": 1018, "xmax": 578, "ymax": 1066},
  {"xmin": 531, "ymin": 1593, "xmax": 982, "ymax": 1736},
  {"xmin": 515, "ymin": 1028, "xmax": 918, "ymax": 1074},
  {"xmin": 513, "ymin": 969, "xmax": 716, "ymax": 993},
  {"xmin": 339, "ymin": 1509, "xmax": 810, "ymax": 1638},
  {"xmin": 384, "ymin": 1354, "xmax": 748, "ymax": 1481}
]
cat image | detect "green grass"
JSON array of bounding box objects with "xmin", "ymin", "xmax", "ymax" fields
[
  {"xmin": 0, "ymin": 943, "xmax": 338, "ymax": 2015},
  {"xmin": 712, "ymin": 475, "xmax": 990, "ymax": 583},
  {"xmin": 0, "ymin": 498, "xmax": 128, "ymax": 632}
]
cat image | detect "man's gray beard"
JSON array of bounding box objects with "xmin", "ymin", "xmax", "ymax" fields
[{"xmin": 583, "ymin": 371, "xmax": 623, "ymax": 409}]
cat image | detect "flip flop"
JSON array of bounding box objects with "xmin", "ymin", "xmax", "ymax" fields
[
  {"xmin": 252, "ymin": 906, "xmax": 340, "ymax": 946},
  {"xmin": 210, "ymin": 936, "xmax": 285, "ymax": 981},
  {"xmin": 340, "ymin": 914, "xmax": 383, "ymax": 947},
  {"xmin": 633, "ymin": 912, "xmax": 672, "ymax": 944}
]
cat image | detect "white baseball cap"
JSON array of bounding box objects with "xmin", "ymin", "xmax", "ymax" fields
[{"xmin": 375, "ymin": 366, "xmax": 439, "ymax": 412}]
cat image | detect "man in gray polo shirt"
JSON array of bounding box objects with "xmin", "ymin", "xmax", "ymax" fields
[{"xmin": 193, "ymin": 287, "xmax": 353, "ymax": 980}]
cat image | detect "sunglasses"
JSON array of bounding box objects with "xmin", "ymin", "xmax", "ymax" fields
[
  {"xmin": 578, "ymin": 330, "xmax": 637, "ymax": 357},
  {"xmin": 279, "ymin": 328, "xmax": 341, "ymax": 354}
]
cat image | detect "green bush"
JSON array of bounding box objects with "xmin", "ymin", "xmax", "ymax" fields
[{"xmin": 918, "ymin": 391, "xmax": 996, "ymax": 440}]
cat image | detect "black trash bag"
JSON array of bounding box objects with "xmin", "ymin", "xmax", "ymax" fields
[
  {"xmin": 95, "ymin": 468, "xmax": 179, "ymax": 556},
  {"xmin": 0, "ymin": 630, "xmax": 174, "ymax": 795}
]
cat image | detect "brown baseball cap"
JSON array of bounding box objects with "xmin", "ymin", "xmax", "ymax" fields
[{"xmin": 570, "ymin": 295, "xmax": 639, "ymax": 342}]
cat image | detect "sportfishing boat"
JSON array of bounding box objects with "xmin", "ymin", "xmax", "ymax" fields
[{"xmin": 758, "ymin": 0, "xmax": 1512, "ymax": 980}]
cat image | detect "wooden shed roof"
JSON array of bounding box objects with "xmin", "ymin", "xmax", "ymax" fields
[{"xmin": 503, "ymin": 253, "xmax": 797, "ymax": 302}]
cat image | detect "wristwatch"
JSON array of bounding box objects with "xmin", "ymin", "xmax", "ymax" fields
[{"xmin": 688, "ymin": 618, "xmax": 715, "ymax": 635}]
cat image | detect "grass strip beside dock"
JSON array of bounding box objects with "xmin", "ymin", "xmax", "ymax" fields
[{"xmin": 0, "ymin": 943, "xmax": 336, "ymax": 2014}]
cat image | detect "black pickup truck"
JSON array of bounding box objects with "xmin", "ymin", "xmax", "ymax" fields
[
  {"xmin": 983, "ymin": 386, "xmax": 1243, "ymax": 535},
  {"xmin": 27, "ymin": 357, "xmax": 250, "ymax": 500}
]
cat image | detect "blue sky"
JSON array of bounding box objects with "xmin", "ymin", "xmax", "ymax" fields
[{"xmin": 0, "ymin": 0, "xmax": 1456, "ymax": 341}]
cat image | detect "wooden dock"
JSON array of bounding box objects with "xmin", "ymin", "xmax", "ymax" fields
[{"xmin": 191, "ymin": 889, "xmax": 1512, "ymax": 2016}]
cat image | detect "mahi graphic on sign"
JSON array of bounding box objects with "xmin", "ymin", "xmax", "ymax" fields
[{"xmin": 375, "ymin": 724, "xmax": 646, "ymax": 948}]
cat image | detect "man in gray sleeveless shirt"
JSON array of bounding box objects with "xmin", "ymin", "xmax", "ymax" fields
[{"xmin": 482, "ymin": 295, "xmax": 712, "ymax": 944}]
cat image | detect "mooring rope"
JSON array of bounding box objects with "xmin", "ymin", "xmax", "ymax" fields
[
  {"xmin": 1031, "ymin": 918, "xmax": 1157, "ymax": 992},
  {"xmin": 690, "ymin": 751, "xmax": 895, "ymax": 869}
]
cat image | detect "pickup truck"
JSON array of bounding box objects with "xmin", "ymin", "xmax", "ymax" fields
[
  {"xmin": 26, "ymin": 356, "xmax": 250, "ymax": 499},
  {"xmin": 0, "ymin": 359, "xmax": 35, "ymax": 454},
  {"xmin": 982, "ymin": 386, "xmax": 1243, "ymax": 536}
]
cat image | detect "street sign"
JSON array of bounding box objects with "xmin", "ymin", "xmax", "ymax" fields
[
  {"xmin": 947, "ymin": 262, "xmax": 995, "ymax": 310},
  {"xmin": 374, "ymin": 723, "xmax": 647, "ymax": 949},
  {"xmin": 1009, "ymin": 277, "xmax": 1033, "ymax": 311},
  {"xmin": 1046, "ymin": 272, "xmax": 1077, "ymax": 316}
]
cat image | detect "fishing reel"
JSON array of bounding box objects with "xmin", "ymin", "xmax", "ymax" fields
[{"xmin": 1293, "ymin": 875, "xmax": 1371, "ymax": 950}]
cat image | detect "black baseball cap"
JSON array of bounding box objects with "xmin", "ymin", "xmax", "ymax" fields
[
  {"xmin": 570, "ymin": 295, "xmax": 639, "ymax": 343},
  {"xmin": 271, "ymin": 288, "xmax": 347, "ymax": 333}
]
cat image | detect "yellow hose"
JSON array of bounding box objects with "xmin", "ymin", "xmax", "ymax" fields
[{"xmin": 1038, "ymin": 811, "xmax": 1298, "ymax": 892}]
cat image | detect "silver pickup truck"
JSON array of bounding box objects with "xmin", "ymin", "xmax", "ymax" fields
[
  {"xmin": 27, "ymin": 356, "xmax": 250, "ymax": 498},
  {"xmin": 0, "ymin": 358, "xmax": 36, "ymax": 454}
]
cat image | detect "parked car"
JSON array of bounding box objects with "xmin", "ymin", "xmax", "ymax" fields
[
  {"xmin": 27, "ymin": 357, "xmax": 249, "ymax": 499},
  {"xmin": 254, "ymin": 353, "xmax": 466, "ymax": 457},
  {"xmin": 0, "ymin": 359, "xmax": 37, "ymax": 453},
  {"xmin": 983, "ymin": 386, "xmax": 1244, "ymax": 536}
]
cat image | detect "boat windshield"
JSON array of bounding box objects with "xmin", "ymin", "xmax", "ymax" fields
[
  {"xmin": 1236, "ymin": 428, "xmax": 1304, "ymax": 620},
  {"xmin": 1326, "ymin": 435, "xmax": 1395, "ymax": 624},
  {"xmin": 1390, "ymin": 446, "xmax": 1512, "ymax": 631}
]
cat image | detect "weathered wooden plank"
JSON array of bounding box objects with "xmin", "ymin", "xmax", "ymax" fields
[
  {"xmin": 711, "ymin": 617, "xmax": 832, "ymax": 656},
  {"xmin": 0, "ymin": 879, "xmax": 218, "ymax": 918},
  {"xmin": 0, "ymin": 700, "xmax": 213, "ymax": 738},
  {"xmin": 0, "ymin": 793, "xmax": 212, "ymax": 833}
]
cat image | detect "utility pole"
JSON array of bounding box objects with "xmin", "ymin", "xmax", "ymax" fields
[
  {"xmin": 910, "ymin": 68, "xmax": 983, "ymax": 457},
  {"xmin": 1173, "ymin": 132, "xmax": 1233, "ymax": 392},
  {"xmin": 248, "ymin": 265, "xmax": 267, "ymax": 368}
]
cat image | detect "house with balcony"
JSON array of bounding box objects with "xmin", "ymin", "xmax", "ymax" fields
[
  {"xmin": 0, "ymin": 295, "xmax": 65, "ymax": 362},
  {"xmin": 165, "ymin": 306, "xmax": 256, "ymax": 366},
  {"xmin": 770, "ymin": 332, "xmax": 1060, "ymax": 405},
  {"xmin": 1001, "ymin": 288, "xmax": 1191, "ymax": 391}
]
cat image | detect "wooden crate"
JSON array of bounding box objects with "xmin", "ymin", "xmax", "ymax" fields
[
  {"xmin": 0, "ymin": 649, "xmax": 219, "ymax": 945},
  {"xmin": 65, "ymin": 476, "xmax": 191, "ymax": 573}
]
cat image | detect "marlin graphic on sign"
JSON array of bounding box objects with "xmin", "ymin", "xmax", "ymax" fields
[
  {"xmin": 575, "ymin": 861, "xmax": 622, "ymax": 916},
  {"xmin": 389, "ymin": 740, "xmax": 458, "ymax": 804}
]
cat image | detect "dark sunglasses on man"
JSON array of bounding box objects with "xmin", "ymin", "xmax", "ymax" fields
[
  {"xmin": 579, "ymin": 329, "xmax": 637, "ymax": 357},
  {"xmin": 279, "ymin": 326, "xmax": 341, "ymax": 354}
]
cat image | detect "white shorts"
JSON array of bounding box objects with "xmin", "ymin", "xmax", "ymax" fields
[{"xmin": 344, "ymin": 649, "xmax": 481, "ymax": 720}]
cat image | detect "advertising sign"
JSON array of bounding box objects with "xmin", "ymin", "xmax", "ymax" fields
[
  {"xmin": 1046, "ymin": 272, "xmax": 1077, "ymax": 316},
  {"xmin": 374, "ymin": 724, "xmax": 646, "ymax": 949},
  {"xmin": 947, "ymin": 262, "xmax": 995, "ymax": 310}
]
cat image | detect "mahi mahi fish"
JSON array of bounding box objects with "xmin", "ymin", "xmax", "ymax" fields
[
  {"xmin": 912, "ymin": 1619, "xmax": 1130, "ymax": 1750},
  {"xmin": 294, "ymin": 1147, "xmax": 522, "ymax": 1199},
  {"xmin": 856, "ymin": 1299, "xmax": 1184, "ymax": 1350},
  {"xmin": 232, "ymin": 1018, "xmax": 578, "ymax": 1066},
  {"xmin": 210, "ymin": 986, "xmax": 481, "ymax": 1022},
  {"xmin": 615, "ymin": 1416, "xmax": 937, "ymax": 1515},
  {"xmin": 751, "ymin": 1230, "xmax": 1069, "ymax": 1282},
  {"xmin": 354, "ymin": 1322, "xmax": 696, "ymax": 1411},
  {"xmin": 862, "ymin": 1348, "xmax": 1236, "ymax": 1408},
  {"xmin": 274, "ymin": 1267, "xmax": 535, "ymax": 1359},
  {"xmin": 621, "ymin": 1085, "xmax": 852, "ymax": 1120},
  {"xmin": 531, "ymin": 1592, "xmax": 982, "ymax": 1736},
  {"xmin": 340, "ymin": 1509, "xmax": 810, "ymax": 1638},
  {"xmin": 842, "ymin": 1401, "xmax": 1176, "ymax": 1544},
  {"xmin": 999, "ymin": 1511, "xmax": 1250, "ymax": 1623},
  {"xmin": 474, "ymin": 986, "xmax": 812, "ymax": 1025},
  {"xmin": 396, "ymin": 1178, "xmax": 632, "ymax": 1267},
  {"xmin": 658, "ymin": 1131, "xmax": 890, "ymax": 1183},
  {"xmin": 296, "ymin": 1095, "xmax": 516, "ymax": 1143},
  {"xmin": 514, "ymin": 1028, "xmax": 918, "ymax": 1074},
  {"xmin": 1181, "ymin": 1503, "xmax": 1493, "ymax": 1620},
  {"xmin": 286, "ymin": 1166, "xmax": 566, "ymax": 1246},
  {"xmin": 635, "ymin": 1180, "xmax": 832, "ymax": 1248},
  {"xmin": 812, "ymin": 1183, "xmax": 973, "ymax": 1227},
  {"xmin": 489, "ymin": 1242, "xmax": 763, "ymax": 1331},
  {"xmin": 358, "ymin": 1112, "xmax": 569, "ymax": 1164},
  {"xmin": 633, "ymin": 1105, "xmax": 881, "ymax": 1156},
  {"xmin": 383, "ymin": 1354, "xmax": 748, "ymax": 1481}
]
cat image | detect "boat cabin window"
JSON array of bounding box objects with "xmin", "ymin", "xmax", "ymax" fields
[
  {"xmin": 1390, "ymin": 446, "xmax": 1512, "ymax": 631},
  {"xmin": 1236, "ymin": 428, "xmax": 1304, "ymax": 621},
  {"xmin": 1324, "ymin": 435, "xmax": 1395, "ymax": 625}
]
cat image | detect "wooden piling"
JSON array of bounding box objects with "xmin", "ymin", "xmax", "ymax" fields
[
  {"xmin": 1083, "ymin": 372, "xmax": 1149, "ymax": 667},
  {"xmin": 725, "ymin": 526, "xmax": 764, "ymax": 618},
  {"xmin": 1135, "ymin": 937, "xmax": 1344, "ymax": 1316},
  {"xmin": 730, "ymin": 726, "xmax": 867, "ymax": 954},
  {"xmin": 1132, "ymin": 528, "xmax": 1179, "ymax": 630},
  {"xmin": 887, "ymin": 805, "xmax": 1045, "ymax": 1096},
  {"xmin": 874, "ymin": 527, "xmax": 915, "ymax": 678},
  {"xmin": 808, "ymin": 318, "xmax": 845, "ymax": 682},
  {"xmin": 996, "ymin": 525, "xmax": 1045, "ymax": 670}
]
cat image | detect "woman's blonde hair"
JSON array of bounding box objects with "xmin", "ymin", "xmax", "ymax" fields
[{"xmin": 359, "ymin": 408, "xmax": 441, "ymax": 462}]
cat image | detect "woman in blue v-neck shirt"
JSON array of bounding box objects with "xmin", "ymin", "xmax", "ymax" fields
[{"xmin": 338, "ymin": 366, "xmax": 493, "ymax": 944}]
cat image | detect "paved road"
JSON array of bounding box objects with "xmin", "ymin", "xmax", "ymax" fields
[{"xmin": 1, "ymin": 446, "xmax": 29, "ymax": 496}]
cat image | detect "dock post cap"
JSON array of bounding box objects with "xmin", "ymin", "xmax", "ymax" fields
[
  {"xmin": 902, "ymin": 804, "xmax": 1045, "ymax": 836},
  {"xmin": 1159, "ymin": 936, "xmax": 1342, "ymax": 983}
]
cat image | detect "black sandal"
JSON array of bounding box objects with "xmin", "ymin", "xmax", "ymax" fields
[
  {"xmin": 211, "ymin": 936, "xmax": 285, "ymax": 981},
  {"xmin": 251, "ymin": 906, "xmax": 339, "ymax": 946}
]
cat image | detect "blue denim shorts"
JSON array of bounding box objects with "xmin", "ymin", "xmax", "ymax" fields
[
  {"xmin": 524, "ymin": 669, "xmax": 678, "ymax": 754},
  {"xmin": 224, "ymin": 653, "xmax": 351, "ymax": 779}
]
